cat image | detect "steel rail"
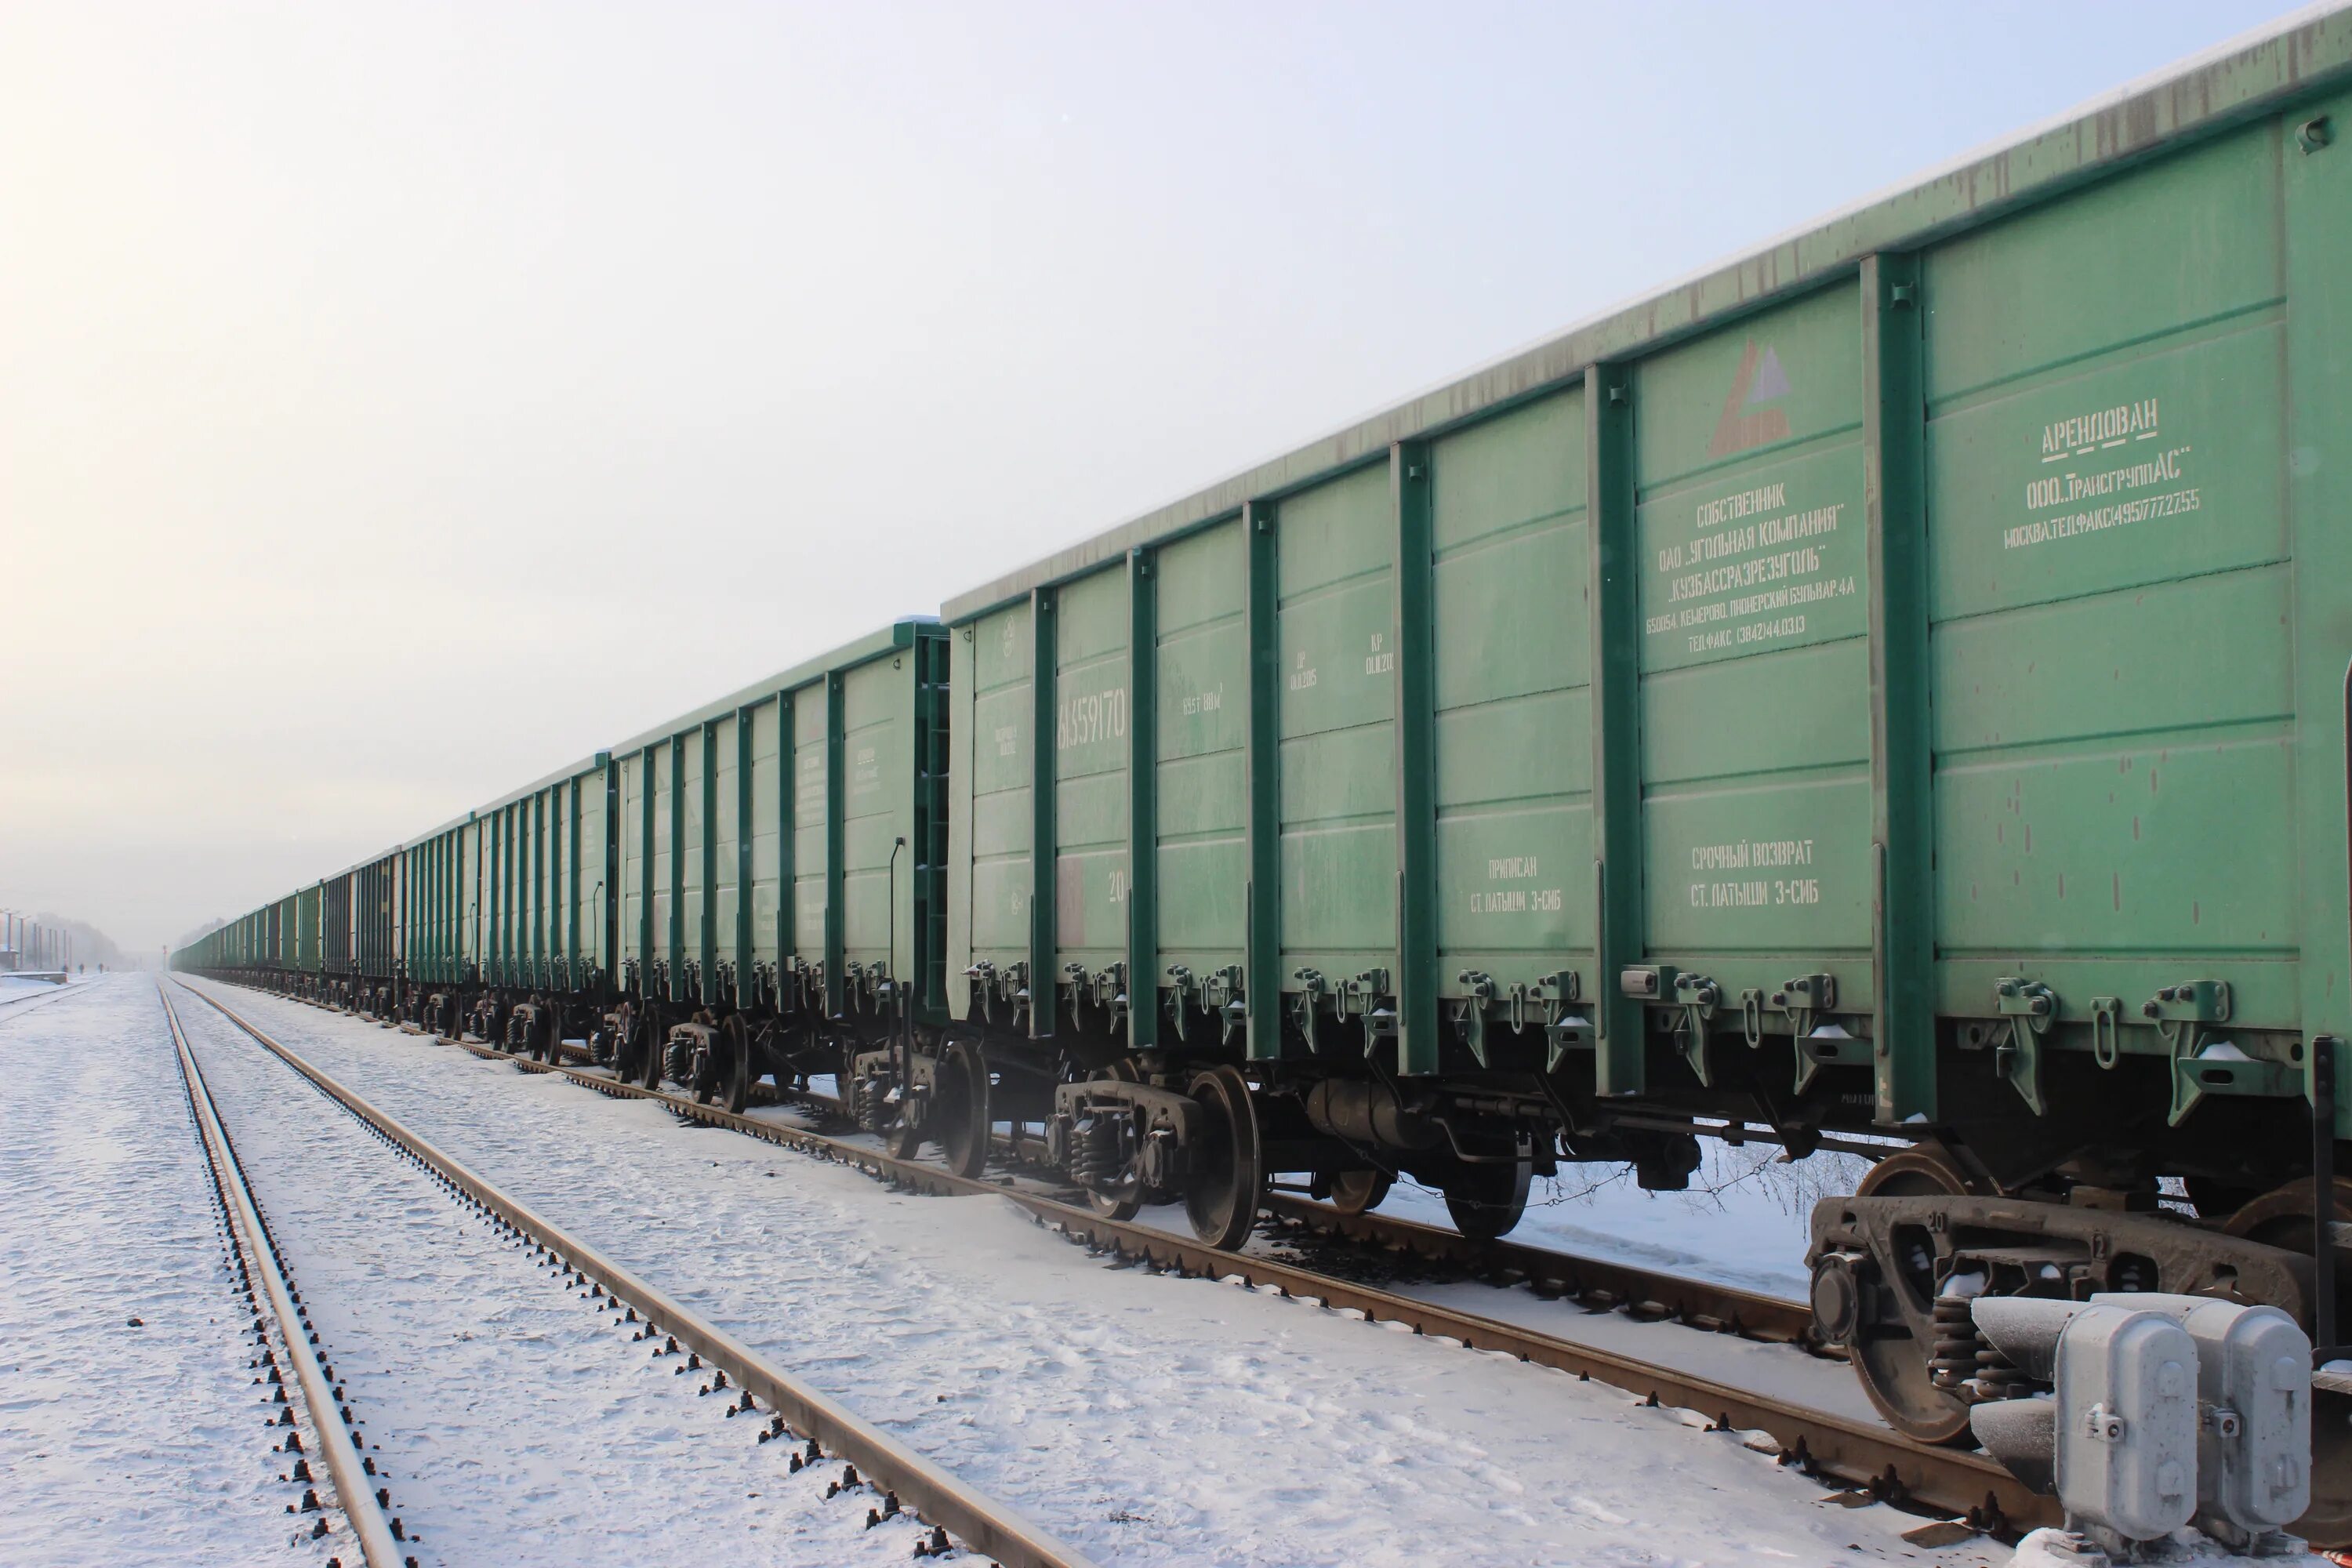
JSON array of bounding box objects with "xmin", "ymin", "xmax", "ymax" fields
[
  {"xmin": 175, "ymin": 982, "xmax": 1098, "ymax": 1568},
  {"xmin": 506, "ymin": 1033, "xmax": 1830, "ymax": 1352},
  {"xmin": 755, "ymin": 1074, "xmax": 1831, "ymax": 1349},
  {"xmin": 1253, "ymin": 1192, "xmax": 1820, "ymax": 1345},
  {"xmin": 0, "ymin": 980, "xmax": 94, "ymax": 1022},
  {"xmin": 159, "ymin": 982, "xmax": 406, "ymax": 1568},
  {"xmin": 310, "ymin": 1000, "xmax": 2054, "ymax": 1534}
]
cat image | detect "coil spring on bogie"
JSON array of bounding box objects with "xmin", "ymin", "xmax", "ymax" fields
[
  {"xmin": 848, "ymin": 1074, "xmax": 889, "ymax": 1134},
  {"xmin": 1064, "ymin": 1113, "xmax": 1128, "ymax": 1191},
  {"xmin": 1929, "ymin": 1295, "xmax": 1978, "ymax": 1395},
  {"xmin": 1929, "ymin": 1294, "xmax": 2031, "ymax": 1403}
]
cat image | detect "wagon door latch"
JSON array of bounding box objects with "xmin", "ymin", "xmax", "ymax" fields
[
  {"xmin": 1992, "ymin": 976, "xmax": 2058, "ymax": 1115},
  {"xmin": 1777, "ymin": 973, "xmax": 1846, "ymax": 1094},
  {"xmin": 1181, "ymin": 964, "xmax": 1245, "ymax": 1046},
  {"xmin": 1063, "ymin": 961, "xmax": 1128, "ymax": 1033},
  {"xmin": 1165, "ymin": 964, "xmax": 1196, "ymax": 1042},
  {"xmin": 2147, "ymin": 979, "xmax": 2276, "ymax": 1126},
  {"xmin": 1291, "ymin": 968, "xmax": 1330, "ymax": 1053},
  {"xmin": 1531, "ymin": 971, "xmax": 1590, "ymax": 1069},
  {"xmin": 1338, "ymin": 968, "xmax": 1395, "ymax": 1056},
  {"xmin": 962, "ymin": 959, "xmax": 1028, "ymax": 1029},
  {"xmin": 1671, "ymin": 973, "xmax": 1721, "ymax": 1087},
  {"xmin": 783, "ymin": 955, "xmax": 820, "ymax": 1013},
  {"xmin": 1454, "ymin": 971, "xmax": 1497, "ymax": 1063}
]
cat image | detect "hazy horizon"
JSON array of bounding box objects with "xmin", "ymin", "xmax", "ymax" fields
[{"xmin": 2, "ymin": 0, "xmax": 2303, "ymax": 951}]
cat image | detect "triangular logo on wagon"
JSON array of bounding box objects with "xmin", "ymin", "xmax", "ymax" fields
[{"xmin": 1708, "ymin": 339, "xmax": 1794, "ymax": 458}]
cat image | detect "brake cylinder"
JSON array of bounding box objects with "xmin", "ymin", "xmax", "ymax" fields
[{"xmin": 1302, "ymin": 1080, "xmax": 1441, "ymax": 1152}]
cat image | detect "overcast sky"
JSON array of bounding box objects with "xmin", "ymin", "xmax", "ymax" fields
[{"xmin": 0, "ymin": 0, "xmax": 2304, "ymax": 953}]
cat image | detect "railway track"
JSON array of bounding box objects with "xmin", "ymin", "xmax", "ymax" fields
[
  {"xmin": 172, "ymin": 982, "xmax": 1097, "ymax": 1568},
  {"xmin": 965, "ymin": 1126, "xmax": 1828, "ymax": 1351},
  {"xmin": 162, "ymin": 982, "xmax": 408, "ymax": 1568},
  {"xmin": 252, "ymin": 985, "xmax": 2053, "ymax": 1538},
  {"xmin": 493, "ymin": 1029, "xmax": 1829, "ymax": 1352},
  {"xmin": 0, "ymin": 978, "xmax": 92, "ymax": 1023}
]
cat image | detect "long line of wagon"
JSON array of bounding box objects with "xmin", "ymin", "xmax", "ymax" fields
[{"xmin": 178, "ymin": 12, "xmax": 2352, "ymax": 1539}]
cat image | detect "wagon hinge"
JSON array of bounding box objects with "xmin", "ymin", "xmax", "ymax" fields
[{"xmin": 1991, "ymin": 976, "xmax": 2057, "ymax": 1116}]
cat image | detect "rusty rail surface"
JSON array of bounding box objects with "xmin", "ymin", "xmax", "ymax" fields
[
  {"xmin": 160, "ymin": 982, "xmax": 407, "ymax": 1568},
  {"xmin": 251, "ymin": 986, "xmax": 2056, "ymax": 1537},
  {"xmin": 177, "ymin": 982, "xmax": 1098, "ymax": 1568}
]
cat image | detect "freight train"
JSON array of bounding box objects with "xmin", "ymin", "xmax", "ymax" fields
[{"xmin": 176, "ymin": 16, "xmax": 2352, "ymax": 1536}]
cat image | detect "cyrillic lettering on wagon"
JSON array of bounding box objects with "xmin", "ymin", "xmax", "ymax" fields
[{"xmin": 2010, "ymin": 394, "xmax": 2197, "ymax": 551}]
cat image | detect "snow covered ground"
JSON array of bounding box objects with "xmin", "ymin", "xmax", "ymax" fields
[
  {"xmin": 157, "ymin": 977, "xmax": 2014, "ymax": 1567},
  {"xmin": 0, "ymin": 967, "xmax": 107, "ymax": 1021},
  {"xmin": 748, "ymin": 1076, "xmax": 1872, "ymax": 1418},
  {"xmin": 0, "ymin": 975, "xmax": 298, "ymax": 1566},
  {"xmin": 174, "ymin": 982, "xmax": 943, "ymax": 1566},
  {"xmin": 786, "ymin": 1062, "xmax": 1841, "ymax": 1301},
  {"xmin": 1375, "ymin": 1145, "xmax": 1860, "ymax": 1302}
]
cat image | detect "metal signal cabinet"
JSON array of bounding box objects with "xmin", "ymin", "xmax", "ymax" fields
[
  {"xmin": 944, "ymin": 27, "xmax": 2352, "ymax": 1158},
  {"xmin": 604, "ymin": 619, "xmax": 950, "ymax": 1027}
]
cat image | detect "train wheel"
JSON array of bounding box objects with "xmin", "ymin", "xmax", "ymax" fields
[
  {"xmin": 1443, "ymin": 1152, "xmax": 1531, "ymax": 1241},
  {"xmin": 1329, "ymin": 1169, "xmax": 1392, "ymax": 1216},
  {"xmin": 1848, "ymin": 1144, "xmax": 1981, "ymax": 1446},
  {"xmin": 720, "ymin": 1017, "xmax": 753, "ymax": 1115},
  {"xmin": 1185, "ymin": 1065, "xmax": 1264, "ymax": 1250},
  {"xmin": 609, "ymin": 1004, "xmax": 636, "ymax": 1078},
  {"xmin": 1087, "ymin": 1185, "xmax": 1144, "ymax": 1221},
  {"xmin": 935, "ymin": 1040, "xmax": 991, "ymax": 1180},
  {"xmin": 637, "ymin": 1007, "xmax": 666, "ymax": 1089},
  {"xmin": 2227, "ymin": 1175, "xmax": 2352, "ymax": 1546}
]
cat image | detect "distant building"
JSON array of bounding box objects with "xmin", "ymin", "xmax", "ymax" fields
[{"xmin": 0, "ymin": 910, "xmax": 73, "ymax": 974}]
